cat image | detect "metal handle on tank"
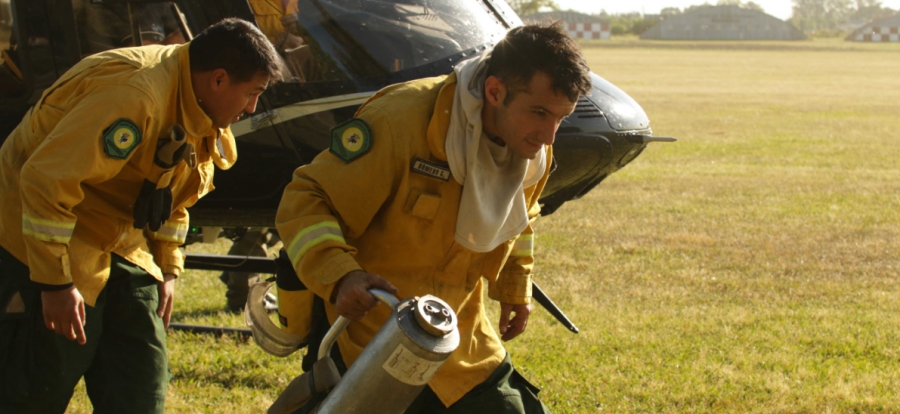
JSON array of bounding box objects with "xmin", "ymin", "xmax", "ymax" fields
[{"xmin": 317, "ymin": 289, "xmax": 400, "ymax": 361}]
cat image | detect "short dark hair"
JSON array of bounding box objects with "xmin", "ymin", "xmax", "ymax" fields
[
  {"xmin": 189, "ymin": 18, "xmax": 285, "ymax": 82},
  {"xmin": 487, "ymin": 22, "xmax": 591, "ymax": 103}
]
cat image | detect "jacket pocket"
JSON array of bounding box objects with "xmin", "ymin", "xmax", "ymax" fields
[{"xmin": 404, "ymin": 189, "xmax": 441, "ymax": 221}]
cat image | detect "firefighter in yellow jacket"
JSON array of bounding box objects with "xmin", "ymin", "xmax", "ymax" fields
[
  {"xmin": 247, "ymin": 0, "xmax": 298, "ymax": 43},
  {"xmin": 0, "ymin": 19, "xmax": 282, "ymax": 413},
  {"xmin": 275, "ymin": 23, "xmax": 591, "ymax": 413}
]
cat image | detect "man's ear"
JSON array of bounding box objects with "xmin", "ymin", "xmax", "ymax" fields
[
  {"xmin": 210, "ymin": 69, "xmax": 229, "ymax": 92},
  {"xmin": 484, "ymin": 75, "xmax": 506, "ymax": 106}
]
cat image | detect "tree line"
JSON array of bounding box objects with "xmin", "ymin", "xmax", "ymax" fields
[{"xmin": 508, "ymin": 0, "xmax": 897, "ymax": 37}]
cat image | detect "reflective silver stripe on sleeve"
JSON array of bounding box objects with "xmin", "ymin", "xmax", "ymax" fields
[
  {"xmin": 151, "ymin": 222, "xmax": 188, "ymax": 243},
  {"xmin": 22, "ymin": 214, "xmax": 75, "ymax": 244},
  {"xmin": 510, "ymin": 233, "xmax": 534, "ymax": 257},
  {"xmin": 287, "ymin": 221, "xmax": 345, "ymax": 266}
]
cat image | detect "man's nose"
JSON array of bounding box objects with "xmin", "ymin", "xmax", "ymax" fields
[
  {"xmin": 540, "ymin": 123, "xmax": 557, "ymax": 145},
  {"xmin": 245, "ymin": 96, "xmax": 260, "ymax": 114}
]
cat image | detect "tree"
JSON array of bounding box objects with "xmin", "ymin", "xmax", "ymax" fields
[
  {"xmin": 791, "ymin": 0, "xmax": 854, "ymax": 32},
  {"xmin": 716, "ymin": 0, "xmax": 766, "ymax": 12},
  {"xmin": 850, "ymin": 0, "xmax": 896, "ymax": 22},
  {"xmin": 686, "ymin": 3, "xmax": 714, "ymax": 12},
  {"xmin": 660, "ymin": 7, "xmax": 682, "ymax": 17},
  {"xmin": 507, "ymin": 0, "xmax": 560, "ymax": 16},
  {"xmin": 745, "ymin": 1, "xmax": 766, "ymax": 12}
]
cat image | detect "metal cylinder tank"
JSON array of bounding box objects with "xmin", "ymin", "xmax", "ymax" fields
[{"xmin": 316, "ymin": 293, "xmax": 460, "ymax": 413}]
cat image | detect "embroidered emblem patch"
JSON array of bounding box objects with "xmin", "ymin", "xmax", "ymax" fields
[
  {"xmin": 102, "ymin": 118, "xmax": 142, "ymax": 159},
  {"xmin": 330, "ymin": 118, "xmax": 372, "ymax": 163},
  {"xmin": 411, "ymin": 158, "xmax": 451, "ymax": 181}
]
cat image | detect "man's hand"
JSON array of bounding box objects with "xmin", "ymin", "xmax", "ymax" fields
[
  {"xmin": 157, "ymin": 273, "xmax": 176, "ymax": 329},
  {"xmin": 280, "ymin": 14, "xmax": 300, "ymax": 35},
  {"xmin": 274, "ymin": 32, "xmax": 305, "ymax": 52},
  {"xmin": 331, "ymin": 270, "xmax": 398, "ymax": 321},
  {"xmin": 499, "ymin": 302, "xmax": 532, "ymax": 342},
  {"xmin": 42, "ymin": 286, "xmax": 87, "ymax": 345}
]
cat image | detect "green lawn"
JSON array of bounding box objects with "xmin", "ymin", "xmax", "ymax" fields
[{"xmin": 70, "ymin": 37, "xmax": 900, "ymax": 413}]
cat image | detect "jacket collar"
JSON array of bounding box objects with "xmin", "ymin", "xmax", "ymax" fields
[
  {"xmin": 426, "ymin": 72, "xmax": 458, "ymax": 162},
  {"xmin": 177, "ymin": 44, "xmax": 214, "ymax": 139}
]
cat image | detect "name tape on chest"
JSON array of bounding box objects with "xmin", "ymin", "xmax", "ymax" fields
[{"xmin": 411, "ymin": 158, "xmax": 451, "ymax": 181}]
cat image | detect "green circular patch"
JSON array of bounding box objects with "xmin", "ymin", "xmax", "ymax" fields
[{"xmin": 102, "ymin": 118, "xmax": 142, "ymax": 159}]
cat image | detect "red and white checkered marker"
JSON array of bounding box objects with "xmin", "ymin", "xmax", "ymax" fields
[
  {"xmin": 566, "ymin": 22, "xmax": 610, "ymax": 40},
  {"xmin": 857, "ymin": 26, "xmax": 900, "ymax": 42}
]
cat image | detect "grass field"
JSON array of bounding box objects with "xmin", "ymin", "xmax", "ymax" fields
[{"xmin": 69, "ymin": 38, "xmax": 900, "ymax": 413}]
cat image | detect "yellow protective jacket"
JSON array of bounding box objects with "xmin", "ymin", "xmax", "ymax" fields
[
  {"xmin": 248, "ymin": 0, "xmax": 298, "ymax": 43},
  {"xmin": 275, "ymin": 73, "xmax": 550, "ymax": 406},
  {"xmin": 0, "ymin": 44, "xmax": 236, "ymax": 306}
]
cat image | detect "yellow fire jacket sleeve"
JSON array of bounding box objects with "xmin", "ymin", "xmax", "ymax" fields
[
  {"xmin": 20, "ymin": 85, "xmax": 157, "ymax": 286},
  {"xmin": 144, "ymin": 171, "xmax": 190, "ymax": 277},
  {"xmin": 144, "ymin": 212, "xmax": 187, "ymax": 277},
  {"xmin": 276, "ymin": 108, "xmax": 400, "ymax": 302},
  {"xmin": 488, "ymin": 145, "xmax": 553, "ymax": 305}
]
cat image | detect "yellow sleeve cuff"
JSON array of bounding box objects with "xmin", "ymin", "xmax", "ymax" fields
[
  {"xmin": 148, "ymin": 242, "xmax": 184, "ymax": 277},
  {"xmin": 163, "ymin": 265, "xmax": 182, "ymax": 278},
  {"xmin": 488, "ymin": 271, "xmax": 532, "ymax": 305},
  {"xmin": 314, "ymin": 253, "xmax": 363, "ymax": 302},
  {"xmin": 24, "ymin": 240, "xmax": 73, "ymax": 286}
]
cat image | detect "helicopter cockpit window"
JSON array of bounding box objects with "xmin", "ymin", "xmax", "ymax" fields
[
  {"xmin": 0, "ymin": 0, "xmax": 24, "ymax": 98},
  {"xmin": 72, "ymin": 0, "xmax": 185, "ymax": 58},
  {"xmin": 262, "ymin": 0, "xmax": 509, "ymax": 84}
]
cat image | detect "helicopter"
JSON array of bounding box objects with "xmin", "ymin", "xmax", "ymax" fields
[{"xmin": 0, "ymin": 0, "xmax": 673, "ymax": 333}]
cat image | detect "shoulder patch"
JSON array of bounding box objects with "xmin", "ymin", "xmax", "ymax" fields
[
  {"xmin": 102, "ymin": 118, "xmax": 142, "ymax": 159},
  {"xmin": 330, "ymin": 118, "xmax": 372, "ymax": 163}
]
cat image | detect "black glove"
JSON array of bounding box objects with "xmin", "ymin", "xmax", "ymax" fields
[{"xmin": 133, "ymin": 179, "xmax": 173, "ymax": 231}]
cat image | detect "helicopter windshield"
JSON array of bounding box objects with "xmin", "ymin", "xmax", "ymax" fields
[{"xmin": 263, "ymin": 0, "xmax": 511, "ymax": 85}]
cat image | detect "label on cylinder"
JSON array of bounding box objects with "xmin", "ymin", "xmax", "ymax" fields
[{"xmin": 382, "ymin": 343, "xmax": 442, "ymax": 386}]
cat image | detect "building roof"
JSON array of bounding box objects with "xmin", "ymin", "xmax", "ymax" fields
[
  {"xmin": 641, "ymin": 5, "xmax": 807, "ymax": 40},
  {"xmin": 521, "ymin": 11, "xmax": 608, "ymax": 25}
]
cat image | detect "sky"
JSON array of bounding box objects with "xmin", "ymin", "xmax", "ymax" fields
[{"xmin": 553, "ymin": 0, "xmax": 900, "ymax": 21}]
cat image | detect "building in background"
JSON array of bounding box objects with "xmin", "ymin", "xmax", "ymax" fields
[
  {"xmin": 522, "ymin": 11, "xmax": 610, "ymax": 40},
  {"xmin": 640, "ymin": 5, "xmax": 806, "ymax": 41},
  {"xmin": 845, "ymin": 13, "xmax": 900, "ymax": 42}
]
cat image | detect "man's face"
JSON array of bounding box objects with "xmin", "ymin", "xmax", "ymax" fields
[
  {"xmin": 205, "ymin": 71, "xmax": 270, "ymax": 129},
  {"xmin": 487, "ymin": 72, "xmax": 577, "ymax": 160}
]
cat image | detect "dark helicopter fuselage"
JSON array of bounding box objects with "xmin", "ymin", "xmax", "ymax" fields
[{"xmin": 0, "ymin": 0, "xmax": 658, "ymax": 231}]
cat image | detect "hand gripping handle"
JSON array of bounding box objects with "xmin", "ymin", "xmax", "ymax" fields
[{"xmin": 317, "ymin": 289, "xmax": 400, "ymax": 361}]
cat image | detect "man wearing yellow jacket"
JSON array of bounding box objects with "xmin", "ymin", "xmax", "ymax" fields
[
  {"xmin": 248, "ymin": 0, "xmax": 299, "ymax": 43},
  {"xmin": 275, "ymin": 23, "xmax": 591, "ymax": 413},
  {"xmin": 0, "ymin": 19, "xmax": 282, "ymax": 413}
]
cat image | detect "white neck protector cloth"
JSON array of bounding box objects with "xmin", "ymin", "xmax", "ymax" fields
[{"xmin": 445, "ymin": 52, "xmax": 546, "ymax": 253}]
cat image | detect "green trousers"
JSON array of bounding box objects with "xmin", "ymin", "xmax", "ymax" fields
[
  {"xmin": 0, "ymin": 247, "xmax": 169, "ymax": 414},
  {"xmin": 404, "ymin": 353, "xmax": 550, "ymax": 414},
  {"xmin": 296, "ymin": 327, "xmax": 549, "ymax": 414}
]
